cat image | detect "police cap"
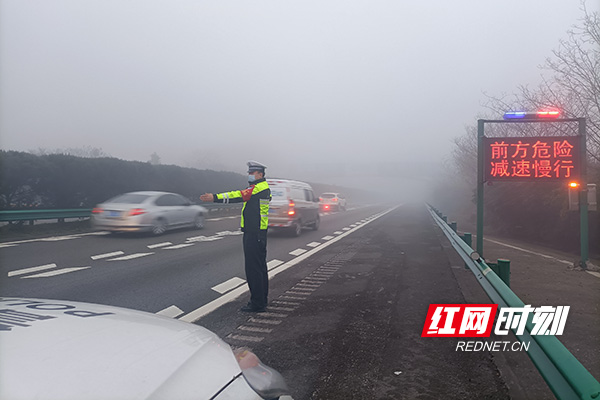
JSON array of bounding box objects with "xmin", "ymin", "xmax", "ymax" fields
[{"xmin": 247, "ymin": 160, "xmax": 267, "ymax": 173}]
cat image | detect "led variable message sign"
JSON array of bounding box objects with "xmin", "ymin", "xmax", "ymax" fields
[{"xmin": 483, "ymin": 136, "xmax": 581, "ymax": 182}]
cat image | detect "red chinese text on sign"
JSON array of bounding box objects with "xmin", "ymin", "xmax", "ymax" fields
[{"xmin": 484, "ymin": 136, "xmax": 581, "ymax": 182}]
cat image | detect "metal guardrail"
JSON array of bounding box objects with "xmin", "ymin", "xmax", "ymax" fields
[
  {"xmin": 427, "ymin": 204, "xmax": 600, "ymax": 400},
  {"xmin": 0, "ymin": 204, "xmax": 242, "ymax": 223}
]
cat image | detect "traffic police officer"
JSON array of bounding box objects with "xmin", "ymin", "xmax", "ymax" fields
[{"xmin": 200, "ymin": 161, "xmax": 271, "ymax": 312}]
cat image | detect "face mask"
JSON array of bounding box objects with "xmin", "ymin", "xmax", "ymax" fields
[{"xmin": 248, "ymin": 174, "xmax": 257, "ymax": 182}]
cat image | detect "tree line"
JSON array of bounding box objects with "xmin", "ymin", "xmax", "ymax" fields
[
  {"xmin": 0, "ymin": 150, "xmax": 248, "ymax": 209},
  {"xmin": 0, "ymin": 150, "xmax": 370, "ymax": 210}
]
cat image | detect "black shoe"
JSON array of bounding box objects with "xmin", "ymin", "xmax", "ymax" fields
[{"xmin": 240, "ymin": 304, "xmax": 266, "ymax": 313}]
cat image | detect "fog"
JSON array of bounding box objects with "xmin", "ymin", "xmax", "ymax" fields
[{"xmin": 1, "ymin": 1, "xmax": 596, "ymax": 200}]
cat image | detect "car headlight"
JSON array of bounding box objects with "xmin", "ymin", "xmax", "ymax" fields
[{"xmin": 233, "ymin": 348, "xmax": 290, "ymax": 399}]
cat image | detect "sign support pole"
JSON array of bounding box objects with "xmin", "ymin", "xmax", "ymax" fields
[
  {"xmin": 477, "ymin": 119, "xmax": 485, "ymax": 257},
  {"xmin": 578, "ymin": 118, "xmax": 588, "ymax": 267}
]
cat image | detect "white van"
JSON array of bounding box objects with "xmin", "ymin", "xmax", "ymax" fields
[{"xmin": 267, "ymin": 179, "xmax": 320, "ymax": 236}]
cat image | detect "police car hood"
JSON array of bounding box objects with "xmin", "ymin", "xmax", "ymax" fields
[{"xmin": 0, "ymin": 298, "xmax": 243, "ymax": 400}]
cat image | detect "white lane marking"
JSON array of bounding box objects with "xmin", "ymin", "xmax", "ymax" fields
[
  {"xmin": 91, "ymin": 251, "xmax": 124, "ymax": 260},
  {"xmin": 484, "ymin": 238, "xmax": 574, "ymax": 265},
  {"xmin": 292, "ymin": 287, "xmax": 316, "ymax": 292},
  {"xmin": 8, "ymin": 263, "xmax": 57, "ymax": 277},
  {"xmin": 271, "ymin": 300, "xmax": 300, "ymax": 306},
  {"xmin": 586, "ymin": 271, "xmax": 600, "ymax": 279},
  {"xmin": 248, "ymin": 318, "xmax": 281, "ymax": 325},
  {"xmin": 286, "ymin": 291, "xmax": 310, "ymax": 296},
  {"xmin": 238, "ymin": 325, "xmax": 273, "ymax": 333},
  {"xmin": 268, "ymin": 306, "xmax": 295, "ymax": 312},
  {"xmin": 350, "ymin": 224, "xmax": 357, "ymax": 227},
  {"xmin": 322, "ymin": 235, "xmax": 335, "ymax": 240},
  {"xmin": 0, "ymin": 231, "xmax": 110, "ymax": 247},
  {"xmin": 163, "ymin": 244, "xmax": 195, "ymax": 250},
  {"xmin": 306, "ymin": 242, "xmax": 321, "ymax": 248},
  {"xmin": 147, "ymin": 242, "xmax": 173, "ymax": 249},
  {"xmin": 156, "ymin": 305, "xmax": 184, "ymax": 318},
  {"xmin": 40, "ymin": 236, "xmax": 79, "ymax": 242},
  {"xmin": 216, "ymin": 230, "xmax": 243, "ymax": 236},
  {"xmin": 227, "ymin": 334, "xmax": 264, "ymax": 342},
  {"xmin": 186, "ymin": 235, "xmax": 225, "ymax": 242},
  {"xmin": 22, "ymin": 266, "xmax": 90, "ymax": 278},
  {"xmin": 333, "ymin": 231, "xmax": 343, "ymax": 235},
  {"xmin": 108, "ymin": 252, "xmax": 154, "ymax": 261},
  {"xmin": 267, "ymin": 259, "xmax": 284, "ymax": 270},
  {"xmin": 179, "ymin": 206, "xmax": 400, "ymax": 322},
  {"xmin": 279, "ymin": 295, "xmax": 306, "ymax": 301},
  {"xmin": 0, "ymin": 244, "xmax": 18, "ymax": 249},
  {"xmin": 212, "ymin": 277, "xmax": 246, "ymax": 294},
  {"xmin": 297, "ymin": 283, "xmax": 321, "ymax": 288},
  {"xmin": 289, "ymin": 248, "xmax": 307, "ymax": 256},
  {"xmin": 261, "ymin": 312, "xmax": 288, "ymax": 318},
  {"xmin": 342, "ymin": 227, "xmax": 351, "ymax": 231}
]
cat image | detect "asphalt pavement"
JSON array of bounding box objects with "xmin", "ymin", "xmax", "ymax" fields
[{"xmin": 199, "ymin": 204, "xmax": 510, "ymax": 400}]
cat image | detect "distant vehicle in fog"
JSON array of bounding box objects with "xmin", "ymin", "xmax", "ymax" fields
[
  {"xmin": 267, "ymin": 179, "xmax": 320, "ymax": 236},
  {"xmin": 319, "ymin": 192, "xmax": 346, "ymax": 211},
  {"xmin": 91, "ymin": 191, "xmax": 207, "ymax": 235}
]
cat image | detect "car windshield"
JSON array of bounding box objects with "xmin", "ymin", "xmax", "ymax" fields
[
  {"xmin": 106, "ymin": 194, "xmax": 150, "ymax": 204},
  {"xmin": 321, "ymin": 193, "xmax": 336, "ymax": 198}
]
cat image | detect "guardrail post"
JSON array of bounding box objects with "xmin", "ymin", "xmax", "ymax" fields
[
  {"xmin": 442, "ymin": 215, "xmax": 447, "ymax": 224},
  {"xmin": 497, "ymin": 259, "xmax": 511, "ymax": 288},
  {"xmin": 461, "ymin": 233, "xmax": 472, "ymax": 269},
  {"xmin": 450, "ymin": 222, "xmax": 457, "ymax": 233}
]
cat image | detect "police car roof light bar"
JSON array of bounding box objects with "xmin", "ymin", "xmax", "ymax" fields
[{"xmin": 503, "ymin": 110, "xmax": 560, "ymax": 120}]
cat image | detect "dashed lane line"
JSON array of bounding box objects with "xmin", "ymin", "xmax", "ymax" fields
[
  {"xmin": 289, "ymin": 248, "xmax": 307, "ymax": 256},
  {"xmin": 306, "ymin": 242, "xmax": 321, "ymax": 248},
  {"xmin": 267, "ymin": 259, "xmax": 284, "ymax": 270},
  {"xmin": 91, "ymin": 251, "xmax": 124, "ymax": 260},
  {"xmin": 22, "ymin": 266, "xmax": 90, "ymax": 278},
  {"xmin": 107, "ymin": 252, "xmax": 154, "ymax": 261},
  {"xmin": 163, "ymin": 243, "xmax": 195, "ymax": 250},
  {"xmin": 333, "ymin": 231, "xmax": 343, "ymax": 235},
  {"xmin": 156, "ymin": 305, "xmax": 185, "ymax": 318},
  {"xmin": 321, "ymin": 235, "xmax": 335, "ymax": 240},
  {"xmin": 8, "ymin": 263, "xmax": 58, "ymax": 277},
  {"xmin": 147, "ymin": 242, "xmax": 173, "ymax": 249},
  {"xmin": 212, "ymin": 277, "xmax": 246, "ymax": 294}
]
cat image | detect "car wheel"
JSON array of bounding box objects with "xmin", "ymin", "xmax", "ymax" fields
[
  {"xmin": 151, "ymin": 218, "xmax": 167, "ymax": 235},
  {"xmin": 194, "ymin": 214, "xmax": 205, "ymax": 229},
  {"xmin": 291, "ymin": 220, "xmax": 302, "ymax": 237},
  {"xmin": 310, "ymin": 216, "xmax": 320, "ymax": 231}
]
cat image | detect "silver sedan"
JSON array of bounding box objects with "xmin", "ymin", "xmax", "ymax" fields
[{"xmin": 91, "ymin": 191, "xmax": 208, "ymax": 235}]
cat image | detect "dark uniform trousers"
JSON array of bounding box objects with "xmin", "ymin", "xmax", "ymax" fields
[{"xmin": 243, "ymin": 230, "xmax": 268, "ymax": 309}]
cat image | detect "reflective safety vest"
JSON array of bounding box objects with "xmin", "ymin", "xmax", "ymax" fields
[{"xmin": 214, "ymin": 179, "xmax": 271, "ymax": 231}]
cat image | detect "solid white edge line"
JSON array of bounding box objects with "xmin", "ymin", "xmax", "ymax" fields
[
  {"xmin": 156, "ymin": 305, "xmax": 185, "ymax": 318},
  {"xmin": 485, "ymin": 238, "xmax": 574, "ymax": 265},
  {"xmin": 8, "ymin": 263, "xmax": 57, "ymax": 277},
  {"xmin": 179, "ymin": 206, "xmax": 400, "ymax": 323},
  {"xmin": 586, "ymin": 271, "xmax": 600, "ymax": 279}
]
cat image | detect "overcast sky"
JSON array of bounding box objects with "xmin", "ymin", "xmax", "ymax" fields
[{"xmin": 1, "ymin": 1, "xmax": 597, "ymax": 194}]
